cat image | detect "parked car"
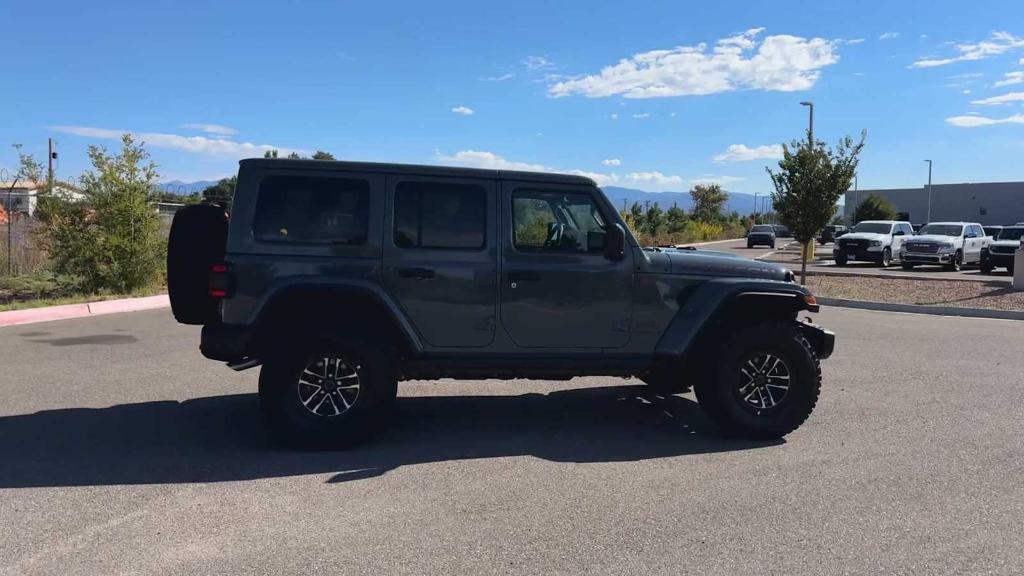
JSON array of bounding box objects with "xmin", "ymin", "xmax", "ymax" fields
[
  {"xmin": 817, "ymin": 224, "xmax": 847, "ymax": 245},
  {"xmin": 746, "ymin": 224, "xmax": 777, "ymax": 248},
  {"xmin": 833, "ymin": 220, "xmax": 914, "ymax": 267},
  {"xmin": 900, "ymin": 222, "xmax": 989, "ymax": 272},
  {"xmin": 166, "ymin": 158, "xmax": 834, "ymax": 448},
  {"xmin": 773, "ymin": 224, "xmax": 793, "ymax": 238},
  {"xmin": 981, "ymin": 226, "xmax": 1022, "ymax": 274},
  {"xmin": 983, "ymin": 225, "xmax": 1003, "ymax": 240}
]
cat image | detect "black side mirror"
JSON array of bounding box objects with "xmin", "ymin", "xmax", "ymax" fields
[
  {"xmin": 894, "ymin": 230, "xmax": 905, "ymax": 236},
  {"xmin": 605, "ymin": 223, "xmax": 626, "ymax": 261}
]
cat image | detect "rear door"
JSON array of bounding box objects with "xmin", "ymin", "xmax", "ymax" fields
[
  {"xmin": 382, "ymin": 175, "xmax": 498, "ymax": 348},
  {"xmin": 498, "ymin": 181, "xmax": 632, "ymax": 349}
]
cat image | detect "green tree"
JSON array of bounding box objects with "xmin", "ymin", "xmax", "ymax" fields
[
  {"xmin": 201, "ymin": 176, "xmax": 237, "ymax": 207},
  {"xmin": 690, "ymin": 184, "xmax": 728, "ymax": 222},
  {"xmin": 768, "ymin": 131, "xmax": 866, "ymax": 284},
  {"xmin": 645, "ymin": 202, "xmax": 664, "ymax": 237},
  {"xmin": 665, "ymin": 204, "xmax": 688, "ymax": 233},
  {"xmin": 286, "ymin": 151, "xmax": 302, "ymax": 159},
  {"xmin": 11, "ymin": 144, "xmax": 44, "ymax": 183},
  {"xmin": 312, "ymin": 150, "xmax": 335, "ymax": 160},
  {"xmin": 263, "ymin": 149, "xmax": 279, "ymax": 159},
  {"xmin": 37, "ymin": 134, "xmax": 164, "ymax": 293},
  {"xmin": 851, "ymin": 192, "xmax": 895, "ymax": 223}
]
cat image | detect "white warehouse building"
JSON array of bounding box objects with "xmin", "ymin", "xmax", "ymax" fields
[{"xmin": 843, "ymin": 181, "xmax": 1024, "ymax": 226}]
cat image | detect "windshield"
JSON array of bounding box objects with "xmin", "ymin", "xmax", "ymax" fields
[
  {"xmin": 750, "ymin": 225, "xmax": 773, "ymax": 232},
  {"xmin": 851, "ymin": 223, "xmax": 892, "ymax": 234},
  {"xmin": 998, "ymin": 228, "xmax": 1024, "ymax": 241},
  {"xmin": 919, "ymin": 224, "xmax": 964, "ymax": 237}
]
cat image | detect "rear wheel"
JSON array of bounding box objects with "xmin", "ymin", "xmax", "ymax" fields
[
  {"xmin": 694, "ymin": 322, "xmax": 821, "ymax": 439},
  {"xmin": 259, "ymin": 337, "xmax": 397, "ymax": 449}
]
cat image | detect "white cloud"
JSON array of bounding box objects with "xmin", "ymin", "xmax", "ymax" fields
[
  {"xmin": 547, "ymin": 28, "xmax": 839, "ymax": 99},
  {"xmin": 669, "ymin": 112, "xmax": 677, "ymax": 117},
  {"xmin": 524, "ymin": 56, "xmax": 555, "ymax": 71},
  {"xmin": 632, "ymin": 113, "xmax": 651, "ymax": 119},
  {"xmin": 434, "ymin": 149, "xmax": 743, "ymax": 191},
  {"xmin": 609, "ymin": 113, "xmax": 619, "ymax": 120},
  {"xmin": 994, "ymin": 71, "xmax": 1024, "ymax": 87},
  {"xmin": 910, "ymin": 31, "xmax": 1024, "ymax": 68},
  {"xmin": 713, "ymin": 143, "xmax": 784, "ymax": 163},
  {"xmin": 852, "ymin": 72, "xmax": 865, "ymax": 76},
  {"xmin": 181, "ymin": 123, "xmax": 237, "ymax": 136},
  {"xmin": 945, "ymin": 113, "xmax": 1024, "ymax": 127},
  {"xmin": 846, "ymin": 38, "xmax": 865, "ymax": 45},
  {"xmin": 601, "ymin": 158, "xmax": 622, "ymax": 166},
  {"xmin": 50, "ymin": 125, "xmax": 307, "ymax": 158},
  {"xmin": 970, "ymin": 91, "xmax": 1024, "ymax": 105},
  {"xmin": 481, "ymin": 73, "xmax": 515, "ymax": 81},
  {"xmin": 879, "ymin": 32, "xmax": 900, "ymax": 40},
  {"xmin": 963, "ymin": 89, "xmax": 972, "ymax": 94},
  {"xmin": 451, "ymin": 105, "xmax": 475, "ymax": 115}
]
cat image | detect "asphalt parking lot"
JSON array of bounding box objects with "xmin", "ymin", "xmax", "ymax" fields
[{"xmin": 2, "ymin": 308, "xmax": 1022, "ymax": 575}]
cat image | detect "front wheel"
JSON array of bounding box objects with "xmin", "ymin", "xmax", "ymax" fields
[
  {"xmin": 834, "ymin": 252, "xmax": 847, "ymax": 266},
  {"xmin": 947, "ymin": 250, "xmax": 963, "ymax": 272},
  {"xmin": 981, "ymin": 262, "xmax": 993, "ymax": 274},
  {"xmin": 880, "ymin": 247, "xmax": 892, "ymax": 267},
  {"xmin": 259, "ymin": 338, "xmax": 397, "ymax": 449},
  {"xmin": 694, "ymin": 322, "xmax": 821, "ymax": 439}
]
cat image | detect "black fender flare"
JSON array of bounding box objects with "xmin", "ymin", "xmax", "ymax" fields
[
  {"xmin": 654, "ymin": 278, "xmax": 815, "ymax": 358},
  {"xmin": 249, "ymin": 278, "xmax": 424, "ymax": 354}
]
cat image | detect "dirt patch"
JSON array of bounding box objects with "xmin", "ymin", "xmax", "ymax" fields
[{"xmin": 806, "ymin": 275, "xmax": 1024, "ymax": 311}]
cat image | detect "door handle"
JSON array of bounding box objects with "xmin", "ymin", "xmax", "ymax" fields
[
  {"xmin": 508, "ymin": 271, "xmax": 541, "ymax": 282},
  {"xmin": 397, "ymin": 267, "xmax": 436, "ymax": 279}
]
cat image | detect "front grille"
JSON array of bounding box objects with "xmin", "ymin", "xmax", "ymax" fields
[
  {"xmin": 990, "ymin": 245, "xmax": 1018, "ymax": 254},
  {"xmin": 905, "ymin": 243, "xmax": 939, "ymax": 254},
  {"xmin": 840, "ymin": 240, "xmax": 864, "ymax": 249}
]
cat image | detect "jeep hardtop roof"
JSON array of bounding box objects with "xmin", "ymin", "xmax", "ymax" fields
[{"xmin": 239, "ymin": 158, "xmax": 597, "ymax": 187}]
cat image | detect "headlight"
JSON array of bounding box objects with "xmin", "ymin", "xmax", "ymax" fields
[
  {"xmin": 869, "ymin": 240, "xmax": 882, "ymax": 247},
  {"xmin": 939, "ymin": 243, "xmax": 955, "ymax": 251}
]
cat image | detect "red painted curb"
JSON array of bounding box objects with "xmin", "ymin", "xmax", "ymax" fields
[{"xmin": 0, "ymin": 294, "xmax": 169, "ymax": 327}]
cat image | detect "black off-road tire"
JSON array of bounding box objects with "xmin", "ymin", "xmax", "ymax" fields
[
  {"xmin": 948, "ymin": 250, "xmax": 963, "ymax": 272},
  {"xmin": 834, "ymin": 252, "xmax": 847, "ymax": 266},
  {"xmin": 902, "ymin": 262, "xmax": 915, "ymax": 271},
  {"xmin": 694, "ymin": 322, "xmax": 821, "ymax": 440},
  {"xmin": 981, "ymin": 262, "xmax": 993, "ymax": 274},
  {"xmin": 167, "ymin": 203, "xmax": 229, "ymax": 325},
  {"xmin": 747, "ymin": 242, "xmax": 754, "ymax": 249},
  {"xmin": 259, "ymin": 337, "xmax": 397, "ymax": 450}
]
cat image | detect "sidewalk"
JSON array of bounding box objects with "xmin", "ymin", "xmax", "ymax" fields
[{"xmin": 0, "ymin": 295, "xmax": 170, "ymax": 327}]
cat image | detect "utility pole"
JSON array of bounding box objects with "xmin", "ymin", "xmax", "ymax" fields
[
  {"xmin": 800, "ymin": 101, "xmax": 814, "ymax": 147},
  {"xmin": 5, "ymin": 171, "xmax": 18, "ymax": 276},
  {"xmin": 924, "ymin": 160, "xmax": 932, "ymax": 223},
  {"xmin": 47, "ymin": 138, "xmax": 55, "ymax": 195}
]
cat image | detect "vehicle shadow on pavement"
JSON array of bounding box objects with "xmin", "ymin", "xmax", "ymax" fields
[{"xmin": 0, "ymin": 384, "xmax": 780, "ymax": 488}]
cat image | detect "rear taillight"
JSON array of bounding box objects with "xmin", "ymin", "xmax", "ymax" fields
[{"xmin": 209, "ymin": 262, "xmax": 233, "ymax": 299}]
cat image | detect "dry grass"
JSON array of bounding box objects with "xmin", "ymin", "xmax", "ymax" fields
[{"xmin": 806, "ymin": 275, "xmax": 1024, "ymax": 311}]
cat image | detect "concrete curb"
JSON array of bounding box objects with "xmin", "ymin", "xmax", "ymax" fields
[
  {"xmin": 806, "ymin": 269, "xmax": 1006, "ymax": 283},
  {"xmin": 0, "ymin": 294, "xmax": 170, "ymax": 327},
  {"xmin": 678, "ymin": 237, "xmax": 745, "ymax": 247},
  {"xmin": 819, "ymin": 297, "xmax": 1024, "ymax": 321}
]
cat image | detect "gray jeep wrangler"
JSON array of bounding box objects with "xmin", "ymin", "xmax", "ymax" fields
[{"xmin": 168, "ymin": 159, "xmax": 834, "ymax": 448}]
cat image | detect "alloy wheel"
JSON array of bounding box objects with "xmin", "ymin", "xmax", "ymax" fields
[
  {"xmin": 735, "ymin": 352, "xmax": 791, "ymax": 413},
  {"xmin": 296, "ymin": 356, "xmax": 361, "ymax": 417}
]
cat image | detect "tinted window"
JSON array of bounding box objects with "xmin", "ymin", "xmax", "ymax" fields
[
  {"xmin": 512, "ymin": 190, "xmax": 606, "ymax": 253},
  {"xmin": 394, "ymin": 181, "xmax": 486, "ymax": 249},
  {"xmin": 997, "ymin": 228, "xmax": 1024, "ymax": 241},
  {"xmin": 253, "ymin": 175, "xmax": 369, "ymax": 244},
  {"xmin": 918, "ymin": 224, "xmax": 964, "ymax": 237},
  {"xmin": 851, "ymin": 222, "xmax": 892, "ymax": 234},
  {"xmin": 751, "ymin": 225, "xmax": 774, "ymax": 232},
  {"xmin": 901, "ymin": 224, "xmax": 914, "ymax": 235}
]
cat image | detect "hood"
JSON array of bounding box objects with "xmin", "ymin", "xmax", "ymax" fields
[
  {"xmin": 990, "ymin": 239, "xmax": 1021, "ymax": 248},
  {"xmin": 656, "ymin": 250, "xmax": 790, "ymax": 281},
  {"xmin": 838, "ymin": 232, "xmax": 889, "ymax": 242}
]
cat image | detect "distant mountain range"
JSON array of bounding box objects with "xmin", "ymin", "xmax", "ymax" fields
[{"xmin": 156, "ymin": 181, "xmax": 771, "ymax": 215}]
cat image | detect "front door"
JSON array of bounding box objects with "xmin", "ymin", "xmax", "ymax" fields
[
  {"xmin": 383, "ymin": 175, "xmax": 497, "ymax": 348},
  {"xmin": 499, "ymin": 182, "xmax": 632, "ymax": 349}
]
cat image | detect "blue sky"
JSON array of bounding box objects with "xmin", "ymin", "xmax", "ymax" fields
[{"xmin": 3, "ymin": 0, "xmax": 1024, "ymax": 194}]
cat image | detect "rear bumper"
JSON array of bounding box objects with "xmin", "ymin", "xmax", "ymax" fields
[
  {"xmin": 798, "ymin": 322, "xmax": 835, "ymax": 360},
  {"xmin": 200, "ymin": 323, "xmax": 252, "ymax": 362}
]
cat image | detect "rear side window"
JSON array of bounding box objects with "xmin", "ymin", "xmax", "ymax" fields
[
  {"xmin": 253, "ymin": 175, "xmax": 370, "ymax": 244},
  {"xmin": 393, "ymin": 181, "xmax": 486, "ymax": 249}
]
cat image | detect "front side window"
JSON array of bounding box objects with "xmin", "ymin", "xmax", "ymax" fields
[
  {"xmin": 253, "ymin": 175, "xmax": 369, "ymax": 244},
  {"xmin": 394, "ymin": 181, "xmax": 486, "ymax": 249},
  {"xmin": 512, "ymin": 190, "xmax": 607, "ymax": 253}
]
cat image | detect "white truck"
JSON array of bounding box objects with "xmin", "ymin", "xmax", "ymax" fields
[
  {"xmin": 900, "ymin": 222, "xmax": 989, "ymax": 272},
  {"xmin": 833, "ymin": 220, "xmax": 914, "ymax": 267}
]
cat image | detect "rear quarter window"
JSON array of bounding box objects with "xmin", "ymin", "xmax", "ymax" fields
[{"xmin": 252, "ymin": 175, "xmax": 370, "ymax": 244}]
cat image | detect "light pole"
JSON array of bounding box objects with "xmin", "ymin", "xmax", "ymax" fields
[
  {"xmin": 800, "ymin": 101, "xmax": 814, "ymax": 146},
  {"xmin": 924, "ymin": 160, "xmax": 933, "ymax": 223}
]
